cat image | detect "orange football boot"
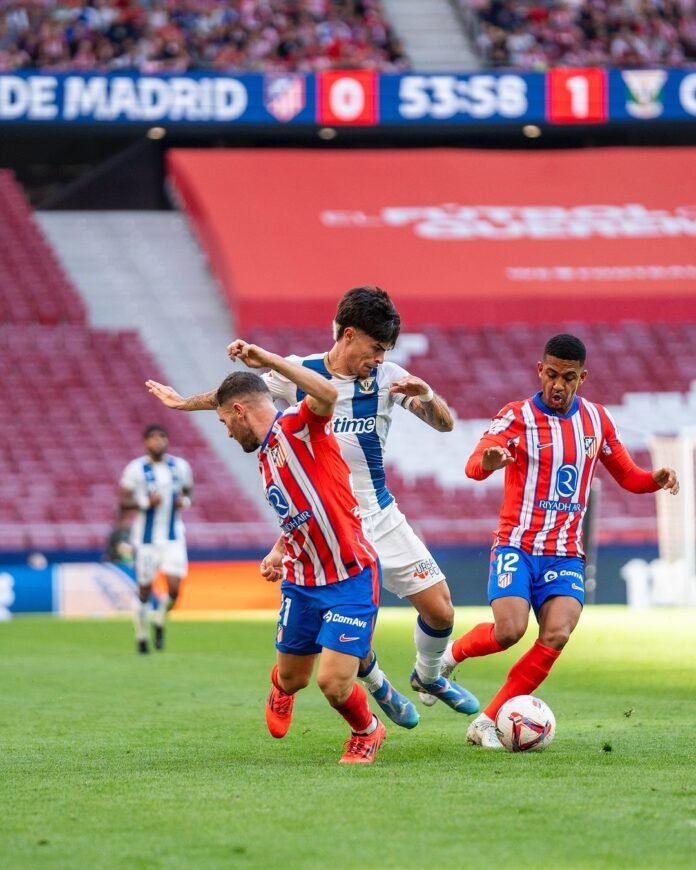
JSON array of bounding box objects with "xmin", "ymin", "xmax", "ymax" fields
[
  {"xmin": 265, "ymin": 666, "xmax": 295, "ymax": 739},
  {"xmin": 338, "ymin": 718, "xmax": 386, "ymax": 764}
]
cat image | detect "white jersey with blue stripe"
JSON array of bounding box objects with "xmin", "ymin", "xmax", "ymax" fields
[
  {"xmin": 264, "ymin": 355, "xmax": 409, "ymax": 519},
  {"xmin": 120, "ymin": 454, "xmax": 193, "ymax": 546}
]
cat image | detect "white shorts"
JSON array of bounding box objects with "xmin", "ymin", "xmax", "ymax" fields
[
  {"xmin": 135, "ymin": 540, "xmax": 188, "ymax": 586},
  {"xmin": 361, "ymin": 503, "xmax": 445, "ymax": 599}
]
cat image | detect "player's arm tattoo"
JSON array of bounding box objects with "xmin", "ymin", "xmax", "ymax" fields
[
  {"xmin": 180, "ymin": 390, "xmax": 218, "ymax": 411},
  {"xmin": 405, "ymin": 394, "xmax": 454, "ymax": 432}
]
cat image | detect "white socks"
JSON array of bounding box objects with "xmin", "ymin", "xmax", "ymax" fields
[
  {"xmin": 355, "ymin": 715, "xmax": 378, "ymax": 736},
  {"xmin": 133, "ymin": 598, "xmax": 149, "ymax": 642},
  {"xmin": 414, "ymin": 615, "xmax": 452, "ymax": 682},
  {"xmin": 153, "ymin": 594, "xmax": 172, "ymax": 628},
  {"xmin": 358, "ymin": 653, "xmax": 386, "ymax": 693}
]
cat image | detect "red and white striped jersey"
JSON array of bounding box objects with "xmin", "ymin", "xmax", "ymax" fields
[
  {"xmin": 258, "ymin": 399, "xmax": 377, "ymax": 586},
  {"xmin": 466, "ymin": 392, "xmax": 658, "ymax": 557}
]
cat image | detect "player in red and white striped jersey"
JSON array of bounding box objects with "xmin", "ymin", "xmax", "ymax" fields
[
  {"xmin": 441, "ymin": 334, "xmax": 680, "ymax": 748},
  {"xmin": 214, "ymin": 340, "xmax": 386, "ymax": 764}
]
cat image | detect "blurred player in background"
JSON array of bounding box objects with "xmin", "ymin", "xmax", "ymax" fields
[
  {"xmin": 103, "ymin": 514, "xmax": 134, "ymax": 567},
  {"xmin": 214, "ymin": 341, "xmax": 386, "ymax": 764},
  {"xmin": 119, "ymin": 424, "xmax": 193, "ymax": 654},
  {"xmin": 146, "ymin": 286, "xmax": 479, "ymax": 729},
  {"xmin": 436, "ymin": 334, "xmax": 679, "ymax": 748}
]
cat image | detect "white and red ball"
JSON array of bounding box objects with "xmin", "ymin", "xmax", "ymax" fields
[{"xmin": 495, "ymin": 695, "xmax": 556, "ymax": 752}]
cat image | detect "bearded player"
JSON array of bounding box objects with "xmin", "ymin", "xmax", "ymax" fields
[
  {"xmin": 437, "ymin": 334, "xmax": 679, "ymax": 748},
  {"xmin": 209, "ymin": 342, "xmax": 385, "ymax": 763}
]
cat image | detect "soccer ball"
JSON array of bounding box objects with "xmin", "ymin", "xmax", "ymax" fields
[{"xmin": 495, "ymin": 695, "xmax": 556, "ymax": 753}]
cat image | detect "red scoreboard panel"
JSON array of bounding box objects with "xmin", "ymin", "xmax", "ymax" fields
[
  {"xmin": 318, "ymin": 70, "xmax": 378, "ymax": 125},
  {"xmin": 547, "ymin": 68, "xmax": 608, "ymax": 123}
]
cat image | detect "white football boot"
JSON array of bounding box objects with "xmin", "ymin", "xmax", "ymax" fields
[
  {"xmin": 466, "ymin": 713, "xmax": 504, "ymax": 749},
  {"xmin": 418, "ymin": 642, "xmax": 458, "ymax": 707}
]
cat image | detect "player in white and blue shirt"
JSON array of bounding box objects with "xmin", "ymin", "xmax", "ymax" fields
[
  {"xmin": 119, "ymin": 424, "xmax": 193, "ymax": 654},
  {"xmin": 145, "ymin": 287, "xmax": 479, "ymax": 725}
]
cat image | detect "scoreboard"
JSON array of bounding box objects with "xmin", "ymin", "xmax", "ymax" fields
[{"xmin": 0, "ymin": 68, "xmax": 695, "ymax": 127}]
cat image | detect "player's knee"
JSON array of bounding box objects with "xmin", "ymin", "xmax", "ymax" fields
[
  {"xmin": 539, "ymin": 625, "xmax": 572, "ymax": 650},
  {"xmin": 416, "ymin": 586, "xmax": 454, "ymax": 630},
  {"xmin": 138, "ymin": 586, "xmax": 151, "ymax": 603},
  {"xmin": 316, "ymin": 673, "xmax": 351, "ymax": 707},
  {"xmin": 494, "ymin": 620, "xmax": 526, "ymax": 648},
  {"xmin": 421, "ymin": 600, "xmax": 455, "ymax": 630},
  {"xmin": 278, "ymin": 669, "xmax": 311, "ymax": 694}
]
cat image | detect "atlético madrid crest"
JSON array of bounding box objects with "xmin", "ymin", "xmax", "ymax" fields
[
  {"xmin": 270, "ymin": 443, "xmax": 287, "ymax": 468},
  {"xmin": 264, "ymin": 74, "xmax": 305, "ymax": 122},
  {"xmin": 498, "ymin": 572, "xmax": 512, "ymax": 589},
  {"xmin": 583, "ymin": 436, "xmax": 597, "ymax": 458}
]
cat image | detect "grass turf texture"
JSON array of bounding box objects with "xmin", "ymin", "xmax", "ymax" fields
[{"xmin": 1, "ymin": 607, "xmax": 694, "ymax": 869}]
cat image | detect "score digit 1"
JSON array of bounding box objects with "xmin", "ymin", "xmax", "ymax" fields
[{"xmin": 547, "ymin": 69, "xmax": 607, "ymax": 123}]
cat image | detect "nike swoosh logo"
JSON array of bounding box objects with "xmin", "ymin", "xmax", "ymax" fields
[
  {"xmin": 339, "ymin": 634, "xmax": 360, "ymax": 642},
  {"xmin": 537, "ymin": 443, "xmax": 553, "ymax": 450}
]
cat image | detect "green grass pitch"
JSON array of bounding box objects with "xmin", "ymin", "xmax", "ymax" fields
[{"xmin": 1, "ymin": 607, "xmax": 694, "ymax": 869}]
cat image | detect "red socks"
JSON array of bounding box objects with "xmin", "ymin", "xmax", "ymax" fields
[
  {"xmin": 272, "ymin": 669, "xmax": 374, "ymax": 734},
  {"xmin": 335, "ymin": 683, "xmax": 373, "ymax": 734},
  {"xmin": 483, "ymin": 640, "xmax": 561, "ymax": 721},
  {"xmin": 271, "ymin": 664, "xmax": 293, "ymax": 696},
  {"xmin": 452, "ymin": 622, "xmax": 505, "ymax": 662}
]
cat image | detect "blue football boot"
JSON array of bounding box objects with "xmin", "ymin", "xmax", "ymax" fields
[
  {"xmin": 409, "ymin": 668, "xmax": 480, "ymax": 715},
  {"xmin": 371, "ymin": 678, "xmax": 420, "ymax": 729}
]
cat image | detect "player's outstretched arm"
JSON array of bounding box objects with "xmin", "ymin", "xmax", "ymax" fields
[
  {"xmin": 600, "ymin": 436, "xmax": 680, "ymax": 495},
  {"xmin": 228, "ymin": 339, "xmax": 337, "ymax": 416},
  {"xmin": 390, "ymin": 376, "xmax": 454, "ymax": 432},
  {"xmin": 146, "ymin": 380, "xmax": 217, "ymax": 411}
]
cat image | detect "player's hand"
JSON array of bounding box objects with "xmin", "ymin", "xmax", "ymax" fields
[
  {"xmin": 389, "ymin": 376, "xmax": 431, "ymax": 398},
  {"xmin": 482, "ymin": 445, "xmax": 515, "ymax": 471},
  {"xmin": 260, "ymin": 550, "xmax": 284, "ymax": 583},
  {"xmin": 227, "ymin": 339, "xmax": 272, "ymax": 369},
  {"xmin": 653, "ymin": 467, "xmax": 679, "ymax": 495},
  {"xmin": 148, "ymin": 493, "xmax": 162, "ymax": 507},
  {"xmin": 145, "ymin": 380, "xmax": 187, "ymax": 409}
]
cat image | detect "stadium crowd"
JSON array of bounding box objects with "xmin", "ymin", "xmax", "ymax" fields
[
  {"xmin": 463, "ymin": 0, "xmax": 696, "ymax": 68},
  {"xmin": 0, "ymin": 0, "xmax": 407, "ymax": 73}
]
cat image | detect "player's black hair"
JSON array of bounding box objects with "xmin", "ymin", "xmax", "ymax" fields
[
  {"xmin": 334, "ymin": 286, "xmax": 401, "ymax": 347},
  {"xmin": 216, "ymin": 371, "xmax": 271, "ymax": 406},
  {"xmin": 543, "ymin": 334, "xmax": 586, "ymax": 366},
  {"xmin": 143, "ymin": 424, "xmax": 167, "ymax": 439}
]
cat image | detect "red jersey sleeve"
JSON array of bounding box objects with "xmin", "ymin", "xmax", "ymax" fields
[
  {"xmin": 598, "ymin": 408, "xmax": 659, "ymax": 494},
  {"xmin": 466, "ymin": 403, "xmax": 522, "ymax": 481},
  {"xmin": 283, "ymin": 398, "xmax": 332, "ymax": 440}
]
